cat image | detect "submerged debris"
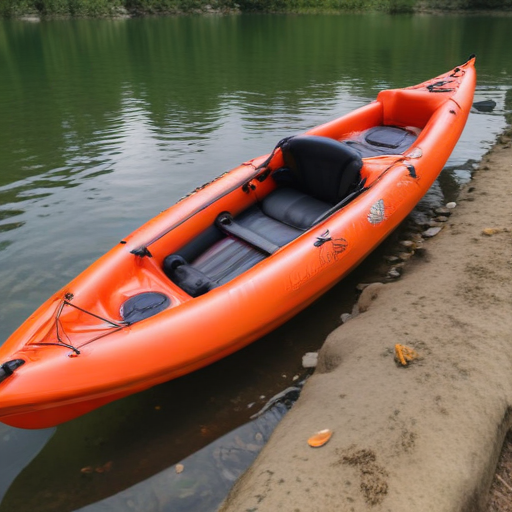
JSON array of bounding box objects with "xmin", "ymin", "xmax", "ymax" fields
[
  {"xmin": 302, "ymin": 352, "xmax": 318, "ymax": 368},
  {"xmin": 250, "ymin": 386, "xmax": 301, "ymax": 419}
]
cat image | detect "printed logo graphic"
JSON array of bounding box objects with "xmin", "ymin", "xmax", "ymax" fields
[{"xmin": 368, "ymin": 199, "xmax": 385, "ymax": 225}]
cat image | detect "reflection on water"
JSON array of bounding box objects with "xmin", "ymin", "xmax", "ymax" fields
[
  {"xmin": 0, "ymin": 12, "xmax": 511, "ymax": 512},
  {"xmin": 76, "ymin": 404, "xmax": 288, "ymax": 512},
  {"xmin": 0, "ymin": 424, "xmax": 55, "ymax": 503}
]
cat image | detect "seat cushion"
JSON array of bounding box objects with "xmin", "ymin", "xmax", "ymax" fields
[
  {"xmin": 260, "ymin": 188, "xmax": 331, "ymax": 230},
  {"xmin": 236, "ymin": 204, "xmax": 304, "ymax": 246},
  {"xmin": 192, "ymin": 237, "xmax": 266, "ymax": 286}
]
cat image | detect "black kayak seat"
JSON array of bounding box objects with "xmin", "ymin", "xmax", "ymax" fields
[
  {"xmin": 278, "ymin": 135, "xmax": 363, "ymax": 205},
  {"xmin": 164, "ymin": 135, "xmax": 363, "ymax": 297}
]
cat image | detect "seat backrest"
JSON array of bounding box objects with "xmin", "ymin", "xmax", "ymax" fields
[{"xmin": 280, "ymin": 135, "xmax": 363, "ymax": 204}]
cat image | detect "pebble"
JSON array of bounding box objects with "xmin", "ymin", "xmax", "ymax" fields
[
  {"xmin": 384, "ymin": 255, "xmax": 401, "ymax": 264},
  {"xmin": 302, "ymin": 352, "xmax": 318, "ymax": 368},
  {"xmin": 387, "ymin": 268, "xmax": 401, "ymax": 279},
  {"xmin": 341, "ymin": 313, "xmax": 352, "ymax": 323},
  {"xmin": 434, "ymin": 216, "xmax": 449, "ymax": 223},
  {"xmin": 446, "ymin": 202, "xmax": 457, "ymax": 209},
  {"xmin": 398, "ymin": 252, "xmax": 413, "ymax": 262},
  {"xmin": 422, "ymin": 226, "xmax": 442, "ymax": 238},
  {"xmin": 175, "ymin": 464, "xmax": 184, "ymax": 474},
  {"xmin": 399, "ymin": 240, "xmax": 415, "ymax": 251},
  {"xmin": 434, "ymin": 206, "xmax": 452, "ymax": 217},
  {"xmin": 408, "ymin": 233, "xmax": 425, "ymax": 242}
]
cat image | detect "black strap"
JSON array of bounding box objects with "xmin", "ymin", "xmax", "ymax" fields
[
  {"xmin": 216, "ymin": 212, "xmax": 279, "ymax": 255},
  {"xmin": 311, "ymin": 178, "xmax": 368, "ymax": 226}
]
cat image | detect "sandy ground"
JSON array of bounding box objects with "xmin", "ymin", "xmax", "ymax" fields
[{"xmin": 219, "ymin": 128, "xmax": 512, "ymax": 512}]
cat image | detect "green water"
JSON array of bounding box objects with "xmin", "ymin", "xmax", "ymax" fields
[{"xmin": 0, "ymin": 13, "xmax": 511, "ymax": 512}]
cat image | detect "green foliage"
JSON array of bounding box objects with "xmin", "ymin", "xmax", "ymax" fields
[
  {"xmin": 124, "ymin": 0, "xmax": 233, "ymax": 13},
  {"xmin": 423, "ymin": 0, "xmax": 512, "ymax": 9},
  {"xmin": 0, "ymin": 0, "xmax": 36, "ymax": 17},
  {"xmin": 2, "ymin": 0, "xmax": 512, "ymax": 17},
  {"xmin": 0, "ymin": 0, "xmax": 124, "ymax": 17},
  {"xmin": 385, "ymin": 0, "xmax": 416, "ymax": 13}
]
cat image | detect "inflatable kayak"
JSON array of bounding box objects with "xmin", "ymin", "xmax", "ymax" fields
[{"xmin": 0, "ymin": 57, "xmax": 476, "ymax": 429}]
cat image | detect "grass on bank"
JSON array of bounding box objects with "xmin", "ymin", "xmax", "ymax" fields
[{"xmin": 1, "ymin": 0, "xmax": 512, "ymax": 18}]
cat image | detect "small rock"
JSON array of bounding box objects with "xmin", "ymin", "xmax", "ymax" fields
[
  {"xmin": 399, "ymin": 240, "xmax": 415, "ymax": 251},
  {"xmin": 387, "ymin": 268, "xmax": 402, "ymax": 279},
  {"xmin": 357, "ymin": 282, "xmax": 384, "ymax": 313},
  {"xmin": 408, "ymin": 233, "xmax": 425, "ymax": 242},
  {"xmin": 355, "ymin": 283, "xmax": 371, "ymax": 291},
  {"xmin": 422, "ymin": 226, "xmax": 442, "ymax": 238},
  {"xmin": 384, "ymin": 255, "xmax": 401, "ymax": 264},
  {"xmin": 434, "ymin": 206, "xmax": 452, "ymax": 217},
  {"xmin": 397, "ymin": 252, "xmax": 413, "ymax": 262},
  {"xmin": 302, "ymin": 352, "xmax": 318, "ymax": 368},
  {"xmin": 175, "ymin": 464, "xmax": 184, "ymax": 474},
  {"xmin": 446, "ymin": 202, "xmax": 457, "ymax": 209},
  {"xmin": 434, "ymin": 216, "xmax": 449, "ymax": 223},
  {"xmin": 341, "ymin": 313, "xmax": 352, "ymax": 323},
  {"xmin": 255, "ymin": 432, "xmax": 263, "ymax": 442}
]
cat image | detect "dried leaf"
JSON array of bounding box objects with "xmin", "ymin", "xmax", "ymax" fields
[
  {"xmin": 95, "ymin": 461, "xmax": 113, "ymax": 473},
  {"xmin": 308, "ymin": 429, "xmax": 333, "ymax": 448},
  {"xmin": 395, "ymin": 344, "xmax": 419, "ymax": 366},
  {"xmin": 482, "ymin": 227, "xmax": 504, "ymax": 236}
]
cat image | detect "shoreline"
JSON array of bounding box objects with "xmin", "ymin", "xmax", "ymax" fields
[
  {"xmin": 3, "ymin": 6, "xmax": 512, "ymax": 21},
  {"xmin": 219, "ymin": 128, "xmax": 512, "ymax": 511}
]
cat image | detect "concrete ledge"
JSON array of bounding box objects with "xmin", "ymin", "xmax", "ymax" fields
[{"xmin": 219, "ymin": 133, "xmax": 512, "ymax": 511}]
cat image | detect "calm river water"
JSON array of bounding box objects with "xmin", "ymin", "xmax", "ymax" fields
[{"xmin": 0, "ymin": 12, "xmax": 511, "ymax": 512}]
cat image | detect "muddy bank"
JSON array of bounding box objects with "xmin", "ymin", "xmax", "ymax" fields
[{"xmin": 219, "ymin": 131, "xmax": 512, "ymax": 512}]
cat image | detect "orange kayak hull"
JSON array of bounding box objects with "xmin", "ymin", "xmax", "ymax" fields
[{"xmin": 0, "ymin": 58, "xmax": 476, "ymax": 429}]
